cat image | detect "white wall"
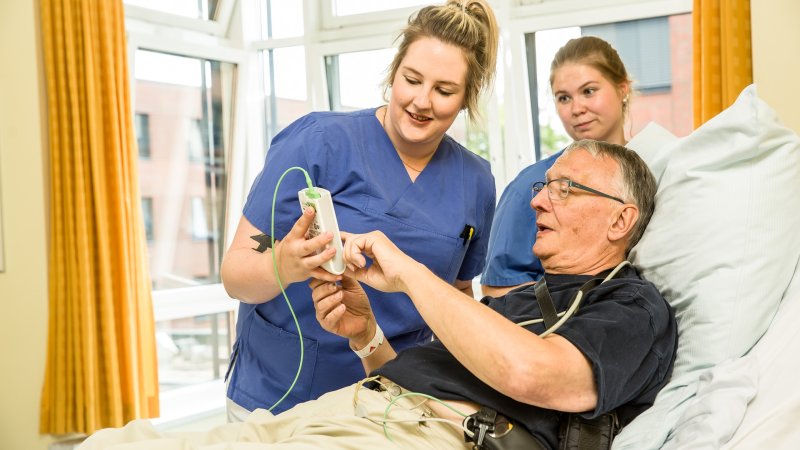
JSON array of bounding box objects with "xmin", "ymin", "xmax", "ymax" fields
[
  {"xmin": 752, "ymin": 0, "xmax": 800, "ymax": 133},
  {"xmin": 0, "ymin": 0, "xmax": 53, "ymax": 449}
]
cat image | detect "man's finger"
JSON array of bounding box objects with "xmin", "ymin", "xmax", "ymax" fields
[
  {"xmin": 309, "ymin": 267, "xmax": 342, "ymax": 282},
  {"xmin": 340, "ymin": 275, "xmax": 360, "ymax": 290}
]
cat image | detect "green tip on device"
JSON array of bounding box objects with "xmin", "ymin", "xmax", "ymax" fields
[{"xmin": 303, "ymin": 172, "xmax": 321, "ymax": 199}]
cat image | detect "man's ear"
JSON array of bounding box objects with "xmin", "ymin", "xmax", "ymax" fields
[{"xmin": 608, "ymin": 204, "xmax": 639, "ymax": 243}]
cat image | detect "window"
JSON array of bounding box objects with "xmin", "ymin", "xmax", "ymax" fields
[
  {"xmin": 525, "ymin": 13, "xmax": 692, "ymax": 161},
  {"xmin": 324, "ymin": 48, "xmax": 394, "ymax": 111},
  {"xmin": 187, "ymin": 119, "xmax": 206, "ymax": 163},
  {"xmin": 258, "ymin": 0, "xmax": 304, "ymax": 39},
  {"xmin": 134, "ymin": 49, "xmax": 232, "ymax": 289},
  {"xmin": 190, "ymin": 197, "xmax": 212, "ymax": 240},
  {"xmin": 156, "ymin": 312, "xmax": 232, "ymax": 390},
  {"xmin": 584, "ymin": 17, "xmax": 672, "ymax": 93},
  {"xmin": 135, "ymin": 113, "xmax": 151, "ymax": 158},
  {"xmin": 133, "ymin": 49, "xmax": 237, "ymax": 419},
  {"xmin": 262, "ymin": 46, "xmax": 310, "ymax": 144},
  {"xmin": 142, "ymin": 197, "xmax": 154, "ymax": 241}
]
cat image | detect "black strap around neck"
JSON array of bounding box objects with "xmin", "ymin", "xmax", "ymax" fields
[
  {"xmin": 534, "ymin": 276, "xmax": 610, "ymax": 331},
  {"xmin": 534, "ymin": 280, "xmax": 559, "ymax": 330}
]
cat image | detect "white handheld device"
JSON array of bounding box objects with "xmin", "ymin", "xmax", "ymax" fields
[{"xmin": 298, "ymin": 187, "xmax": 346, "ymax": 275}]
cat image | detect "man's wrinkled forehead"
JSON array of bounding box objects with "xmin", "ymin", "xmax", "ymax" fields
[
  {"xmin": 547, "ymin": 148, "xmax": 617, "ymax": 184},
  {"xmin": 545, "ymin": 148, "xmax": 586, "ymax": 182}
]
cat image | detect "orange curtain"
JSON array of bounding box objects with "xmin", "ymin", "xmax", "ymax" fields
[
  {"xmin": 692, "ymin": 0, "xmax": 753, "ymax": 127},
  {"xmin": 39, "ymin": 0, "xmax": 159, "ymax": 434}
]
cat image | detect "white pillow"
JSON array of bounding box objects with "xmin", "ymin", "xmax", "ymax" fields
[
  {"xmin": 613, "ymin": 84, "xmax": 800, "ymax": 449},
  {"xmin": 625, "ymin": 121, "xmax": 679, "ymax": 179}
]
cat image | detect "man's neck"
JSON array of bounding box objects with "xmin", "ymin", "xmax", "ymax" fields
[{"xmin": 542, "ymin": 254, "xmax": 626, "ymax": 277}]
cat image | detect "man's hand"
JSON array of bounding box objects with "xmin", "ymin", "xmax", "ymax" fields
[
  {"xmin": 274, "ymin": 207, "xmax": 342, "ymax": 284},
  {"xmin": 341, "ymin": 231, "xmax": 419, "ymax": 293},
  {"xmin": 309, "ymin": 276, "xmax": 373, "ymax": 341}
]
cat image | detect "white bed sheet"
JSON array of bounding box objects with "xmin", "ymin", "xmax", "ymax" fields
[
  {"xmin": 644, "ymin": 254, "xmax": 800, "ymax": 450},
  {"xmin": 720, "ymin": 255, "xmax": 800, "ymax": 449}
]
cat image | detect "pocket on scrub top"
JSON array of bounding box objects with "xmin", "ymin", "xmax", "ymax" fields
[
  {"xmin": 237, "ymin": 310, "xmax": 319, "ymax": 407},
  {"xmin": 394, "ymin": 225, "xmax": 467, "ymax": 282},
  {"xmin": 445, "ymin": 236, "xmax": 471, "ymax": 280},
  {"xmin": 361, "ymin": 194, "xmax": 470, "ymax": 282}
]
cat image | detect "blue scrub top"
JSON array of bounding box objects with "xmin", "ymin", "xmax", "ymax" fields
[
  {"xmin": 480, "ymin": 150, "xmax": 563, "ymax": 287},
  {"xmin": 228, "ymin": 108, "xmax": 496, "ymax": 413}
]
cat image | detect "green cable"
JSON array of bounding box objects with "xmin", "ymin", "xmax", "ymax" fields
[
  {"xmin": 381, "ymin": 391, "xmax": 469, "ymax": 442},
  {"xmin": 267, "ymin": 166, "xmax": 316, "ymax": 412},
  {"xmin": 267, "ymin": 170, "xmax": 467, "ymax": 433}
]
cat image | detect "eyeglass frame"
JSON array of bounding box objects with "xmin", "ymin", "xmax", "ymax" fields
[{"xmin": 532, "ymin": 178, "xmax": 625, "ymax": 204}]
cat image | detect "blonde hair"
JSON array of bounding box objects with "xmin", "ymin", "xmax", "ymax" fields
[{"xmin": 383, "ymin": 0, "xmax": 499, "ymax": 122}]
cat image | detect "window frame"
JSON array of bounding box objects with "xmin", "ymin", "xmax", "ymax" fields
[
  {"xmin": 124, "ymin": 0, "xmax": 237, "ymax": 37},
  {"xmin": 319, "ymin": 0, "xmax": 427, "ymax": 32},
  {"xmin": 126, "ymin": 8, "xmax": 251, "ymax": 427},
  {"xmin": 497, "ymin": 0, "xmax": 692, "ymax": 189}
]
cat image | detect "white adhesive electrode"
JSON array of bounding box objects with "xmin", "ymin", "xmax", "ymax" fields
[{"xmin": 298, "ymin": 187, "xmax": 346, "ymax": 275}]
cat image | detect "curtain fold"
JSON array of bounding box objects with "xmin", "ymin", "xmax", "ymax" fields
[
  {"xmin": 692, "ymin": 0, "xmax": 753, "ymax": 128},
  {"xmin": 40, "ymin": 0, "xmax": 159, "ymax": 434}
]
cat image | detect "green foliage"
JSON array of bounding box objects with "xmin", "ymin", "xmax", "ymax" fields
[{"xmin": 539, "ymin": 123, "xmax": 570, "ymax": 159}]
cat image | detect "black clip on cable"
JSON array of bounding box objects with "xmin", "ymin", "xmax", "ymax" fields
[
  {"xmin": 464, "ymin": 407, "xmax": 497, "ymax": 448},
  {"xmin": 464, "ymin": 407, "xmax": 545, "ymax": 450}
]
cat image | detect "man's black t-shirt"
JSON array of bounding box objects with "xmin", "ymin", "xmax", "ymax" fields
[{"xmin": 373, "ymin": 265, "xmax": 678, "ymax": 449}]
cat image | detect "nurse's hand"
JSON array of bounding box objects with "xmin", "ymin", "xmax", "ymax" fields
[
  {"xmin": 309, "ymin": 276, "xmax": 372, "ymax": 340},
  {"xmin": 274, "ymin": 207, "xmax": 342, "ymax": 284},
  {"xmin": 342, "ymin": 231, "xmax": 420, "ymax": 294}
]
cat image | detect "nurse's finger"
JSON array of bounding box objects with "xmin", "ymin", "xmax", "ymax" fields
[
  {"xmin": 299, "ymin": 231, "xmax": 335, "ymax": 257},
  {"xmin": 342, "ymin": 234, "xmax": 367, "ymax": 269},
  {"xmin": 302, "ymin": 245, "xmax": 335, "ymax": 268},
  {"xmin": 287, "ymin": 207, "xmax": 316, "ymax": 240}
]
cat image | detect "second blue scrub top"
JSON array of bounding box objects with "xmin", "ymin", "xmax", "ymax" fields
[
  {"xmin": 480, "ymin": 150, "xmax": 563, "ymax": 287},
  {"xmin": 227, "ymin": 108, "xmax": 496, "ymax": 413}
]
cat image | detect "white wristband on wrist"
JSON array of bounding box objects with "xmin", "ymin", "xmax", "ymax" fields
[{"xmin": 353, "ymin": 324, "xmax": 384, "ymax": 359}]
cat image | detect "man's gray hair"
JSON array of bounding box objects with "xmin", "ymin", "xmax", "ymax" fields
[{"xmin": 563, "ymin": 139, "xmax": 657, "ymax": 252}]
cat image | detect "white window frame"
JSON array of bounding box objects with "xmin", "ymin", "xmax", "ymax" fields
[
  {"xmin": 124, "ymin": 0, "xmax": 237, "ymax": 37},
  {"xmin": 319, "ymin": 0, "xmax": 428, "ymax": 31},
  {"xmin": 150, "ymin": 285, "xmax": 238, "ymax": 427},
  {"xmin": 125, "ymin": 2, "xmax": 252, "ymax": 427},
  {"xmin": 497, "ymin": 0, "xmax": 692, "ymax": 188}
]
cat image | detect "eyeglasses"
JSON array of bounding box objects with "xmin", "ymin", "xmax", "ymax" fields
[{"xmin": 532, "ymin": 178, "xmax": 625, "ymax": 204}]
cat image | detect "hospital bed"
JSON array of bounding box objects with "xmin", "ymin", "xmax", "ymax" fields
[{"xmin": 613, "ymin": 84, "xmax": 800, "ymax": 449}]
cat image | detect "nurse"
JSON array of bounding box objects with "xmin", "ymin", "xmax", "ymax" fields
[
  {"xmin": 481, "ymin": 36, "xmax": 633, "ymax": 297},
  {"xmin": 220, "ymin": 0, "xmax": 499, "ymax": 419}
]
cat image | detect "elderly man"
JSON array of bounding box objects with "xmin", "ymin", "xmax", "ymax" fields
[
  {"xmin": 309, "ymin": 139, "xmax": 677, "ymax": 449},
  {"xmin": 78, "ymin": 139, "xmax": 677, "ymax": 450}
]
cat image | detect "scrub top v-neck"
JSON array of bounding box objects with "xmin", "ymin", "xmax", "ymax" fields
[{"xmin": 228, "ymin": 107, "xmax": 496, "ymax": 413}]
